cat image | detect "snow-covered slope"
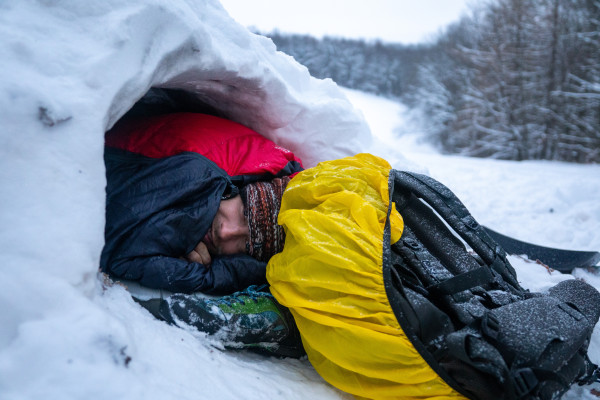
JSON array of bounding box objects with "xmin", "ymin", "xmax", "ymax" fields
[
  {"xmin": 1, "ymin": 1, "xmax": 600, "ymax": 399},
  {"xmin": 346, "ymin": 87, "xmax": 600, "ymax": 255}
]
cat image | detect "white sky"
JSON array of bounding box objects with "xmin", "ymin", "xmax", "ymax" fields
[{"xmin": 219, "ymin": 0, "xmax": 474, "ymax": 44}]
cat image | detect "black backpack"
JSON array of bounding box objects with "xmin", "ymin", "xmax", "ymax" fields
[{"xmin": 385, "ymin": 170, "xmax": 600, "ymax": 400}]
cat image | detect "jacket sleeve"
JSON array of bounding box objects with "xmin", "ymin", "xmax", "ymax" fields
[{"xmin": 109, "ymin": 254, "xmax": 267, "ymax": 295}]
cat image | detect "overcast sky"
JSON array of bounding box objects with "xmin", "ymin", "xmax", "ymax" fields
[{"xmin": 219, "ymin": 0, "xmax": 474, "ymax": 44}]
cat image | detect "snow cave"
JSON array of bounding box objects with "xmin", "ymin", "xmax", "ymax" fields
[{"xmin": 0, "ymin": 1, "xmax": 374, "ymax": 398}]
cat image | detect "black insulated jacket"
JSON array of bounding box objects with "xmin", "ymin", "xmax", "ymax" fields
[{"xmin": 100, "ymin": 147, "xmax": 267, "ymax": 294}]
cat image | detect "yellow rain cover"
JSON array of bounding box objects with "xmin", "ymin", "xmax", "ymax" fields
[{"xmin": 267, "ymin": 154, "xmax": 466, "ymax": 400}]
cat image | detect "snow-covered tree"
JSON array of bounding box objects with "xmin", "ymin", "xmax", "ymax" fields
[{"xmin": 413, "ymin": 0, "xmax": 600, "ymax": 162}]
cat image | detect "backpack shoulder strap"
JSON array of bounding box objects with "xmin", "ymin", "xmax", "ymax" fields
[{"xmin": 391, "ymin": 170, "xmax": 523, "ymax": 294}]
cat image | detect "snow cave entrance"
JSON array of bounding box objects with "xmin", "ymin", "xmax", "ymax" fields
[
  {"xmin": 103, "ymin": 85, "xmax": 259, "ymax": 268},
  {"xmin": 114, "ymin": 87, "xmax": 229, "ymax": 122}
]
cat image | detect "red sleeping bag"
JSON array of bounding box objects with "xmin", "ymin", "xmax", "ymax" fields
[{"xmin": 105, "ymin": 112, "xmax": 303, "ymax": 178}]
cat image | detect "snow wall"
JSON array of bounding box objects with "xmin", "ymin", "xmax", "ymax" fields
[{"xmin": 0, "ymin": 0, "xmax": 370, "ymax": 364}]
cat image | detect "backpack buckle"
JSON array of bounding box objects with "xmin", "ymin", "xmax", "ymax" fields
[
  {"xmin": 514, "ymin": 368, "xmax": 538, "ymax": 397},
  {"xmin": 481, "ymin": 312, "xmax": 500, "ymax": 340},
  {"xmin": 403, "ymin": 238, "xmax": 421, "ymax": 250}
]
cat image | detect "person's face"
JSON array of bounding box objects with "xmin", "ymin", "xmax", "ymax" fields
[{"xmin": 202, "ymin": 195, "xmax": 249, "ymax": 256}]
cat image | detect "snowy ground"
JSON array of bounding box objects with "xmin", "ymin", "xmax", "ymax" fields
[
  {"xmin": 1, "ymin": 1, "xmax": 600, "ymax": 399},
  {"xmin": 348, "ymin": 88, "xmax": 600, "ymax": 256},
  {"xmin": 5, "ymin": 88, "xmax": 600, "ymax": 400}
]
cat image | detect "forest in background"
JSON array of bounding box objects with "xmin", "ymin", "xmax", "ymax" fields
[{"xmin": 260, "ymin": 0, "xmax": 600, "ymax": 163}]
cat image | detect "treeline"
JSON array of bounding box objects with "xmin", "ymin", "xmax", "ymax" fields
[
  {"xmin": 261, "ymin": 0, "xmax": 600, "ymax": 163},
  {"xmin": 264, "ymin": 32, "xmax": 434, "ymax": 100}
]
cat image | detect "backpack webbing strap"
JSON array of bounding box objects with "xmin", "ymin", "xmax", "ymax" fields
[
  {"xmin": 391, "ymin": 170, "xmax": 523, "ymax": 294},
  {"xmin": 511, "ymin": 367, "xmax": 570, "ymax": 399},
  {"xmin": 427, "ymin": 266, "xmax": 494, "ymax": 296},
  {"xmin": 382, "ymin": 192, "xmax": 473, "ymax": 400}
]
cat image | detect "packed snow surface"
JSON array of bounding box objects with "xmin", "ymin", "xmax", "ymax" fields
[{"xmin": 1, "ymin": 1, "xmax": 599, "ymax": 399}]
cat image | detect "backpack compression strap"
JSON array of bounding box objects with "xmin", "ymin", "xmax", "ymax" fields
[{"xmin": 391, "ymin": 170, "xmax": 523, "ymax": 295}]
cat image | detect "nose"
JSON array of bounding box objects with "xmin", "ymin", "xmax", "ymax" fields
[
  {"xmin": 215, "ymin": 220, "xmax": 249, "ymax": 255},
  {"xmin": 217, "ymin": 221, "xmax": 249, "ymax": 241}
]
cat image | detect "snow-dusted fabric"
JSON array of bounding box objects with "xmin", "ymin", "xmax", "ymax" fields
[
  {"xmin": 267, "ymin": 154, "xmax": 466, "ymax": 400},
  {"xmin": 101, "ymin": 148, "xmax": 268, "ymax": 294}
]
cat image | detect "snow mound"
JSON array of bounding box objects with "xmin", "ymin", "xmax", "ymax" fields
[{"xmin": 0, "ymin": 1, "xmax": 369, "ymax": 398}]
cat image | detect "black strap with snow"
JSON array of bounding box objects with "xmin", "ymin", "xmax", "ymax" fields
[{"xmin": 383, "ymin": 170, "xmax": 600, "ymax": 400}]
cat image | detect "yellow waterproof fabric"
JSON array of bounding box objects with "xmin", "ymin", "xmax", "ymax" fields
[{"xmin": 267, "ymin": 154, "xmax": 467, "ymax": 400}]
